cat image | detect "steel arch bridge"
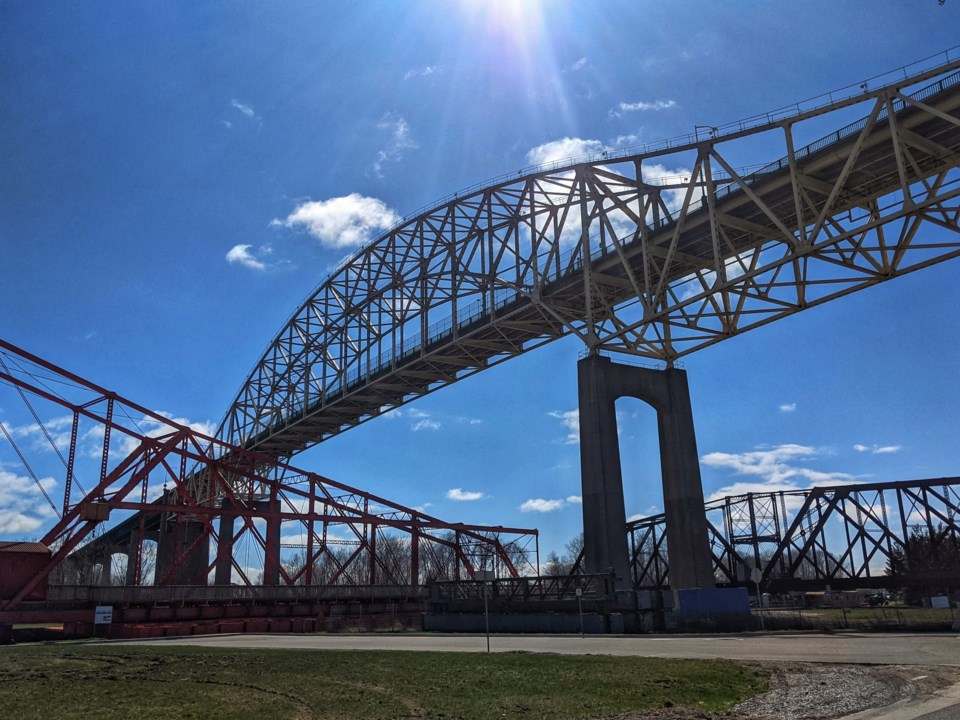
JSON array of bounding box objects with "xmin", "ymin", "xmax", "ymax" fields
[{"xmin": 222, "ymin": 54, "xmax": 960, "ymax": 459}]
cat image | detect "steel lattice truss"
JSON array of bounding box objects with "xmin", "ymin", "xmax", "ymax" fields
[
  {"xmin": 627, "ymin": 477, "xmax": 960, "ymax": 591},
  {"xmin": 0, "ymin": 340, "xmax": 538, "ymax": 611},
  {"xmin": 224, "ymin": 59, "xmax": 960, "ymax": 457}
]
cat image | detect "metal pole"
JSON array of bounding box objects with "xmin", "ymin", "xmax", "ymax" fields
[
  {"xmin": 484, "ymin": 582, "xmax": 490, "ymax": 653},
  {"xmin": 755, "ymin": 579, "xmax": 765, "ymax": 631},
  {"xmin": 577, "ymin": 588, "xmax": 584, "ymax": 639}
]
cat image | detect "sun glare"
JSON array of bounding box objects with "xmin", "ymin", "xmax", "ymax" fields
[{"xmin": 459, "ymin": 0, "xmax": 546, "ymax": 45}]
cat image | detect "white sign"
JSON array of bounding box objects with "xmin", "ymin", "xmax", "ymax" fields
[
  {"xmin": 575, "ymin": 588, "xmax": 583, "ymax": 597},
  {"xmin": 749, "ymin": 568, "xmax": 763, "ymax": 584},
  {"xmin": 94, "ymin": 606, "xmax": 113, "ymax": 625}
]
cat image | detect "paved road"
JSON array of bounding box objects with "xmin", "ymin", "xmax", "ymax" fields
[{"xmin": 119, "ymin": 631, "xmax": 960, "ymax": 667}]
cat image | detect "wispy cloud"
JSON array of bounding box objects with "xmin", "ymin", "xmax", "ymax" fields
[
  {"xmin": 373, "ymin": 113, "xmax": 417, "ymax": 178},
  {"xmin": 116, "ymin": 411, "xmax": 217, "ymax": 457},
  {"xmin": 276, "ymin": 193, "xmax": 400, "ymax": 249},
  {"xmin": 570, "ymin": 57, "xmax": 587, "ymax": 71},
  {"xmin": 226, "ymin": 99, "xmax": 261, "ymax": 127},
  {"xmin": 0, "ymin": 468, "xmax": 58, "ymax": 535},
  {"xmin": 520, "ymin": 498, "xmax": 566, "ymax": 513},
  {"xmin": 447, "ymin": 488, "xmax": 485, "ymax": 502},
  {"xmin": 230, "ymin": 99, "xmax": 256, "ymax": 118},
  {"xmin": 225, "ymin": 243, "xmax": 276, "ymax": 271},
  {"xmin": 520, "ymin": 495, "xmax": 581, "ymax": 513},
  {"xmin": 403, "ymin": 408, "xmax": 441, "ymax": 431},
  {"xmin": 628, "ymin": 505, "xmax": 663, "ymax": 523},
  {"xmin": 853, "ymin": 443, "xmax": 902, "ymax": 454},
  {"xmin": 548, "ymin": 409, "xmax": 580, "ymax": 445},
  {"xmin": 404, "ymin": 65, "xmax": 441, "ymax": 80},
  {"xmin": 779, "ymin": 403, "xmax": 797, "ymax": 413},
  {"xmin": 703, "ymin": 443, "xmax": 856, "ymax": 501},
  {"xmin": 608, "ymin": 99, "xmax": 676, "ymax": 118}
]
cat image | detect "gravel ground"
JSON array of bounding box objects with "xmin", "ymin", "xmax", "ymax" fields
[{"xmin": 610, "ymin": 663, "xmax": 960, "ymax": 720}]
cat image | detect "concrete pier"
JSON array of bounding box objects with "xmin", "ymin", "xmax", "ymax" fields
[
  {"xmin": 214, "ymin": 503, "xmax": 236, "ymax": 586},
  {"xmin": 577, "ymin": 354, "xmax": 714, "ymax": 589}
]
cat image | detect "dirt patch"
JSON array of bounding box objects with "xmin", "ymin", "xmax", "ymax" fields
[{"xmin": 608, "ymin": 663, "xmax": 960, "ymax": 720}]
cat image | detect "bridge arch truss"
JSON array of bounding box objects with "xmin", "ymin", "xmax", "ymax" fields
[{"xmin": 224, "ymin": 58, "xmax": 960, "ymax": 457}]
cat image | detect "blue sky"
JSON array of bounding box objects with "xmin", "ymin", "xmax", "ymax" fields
[{"xmin": 2, "ymin": 1, "xmax": 960, "ymax": 558}]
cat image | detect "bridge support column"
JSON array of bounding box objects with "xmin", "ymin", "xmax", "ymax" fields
[
  {"xmin": 214, "ymin": 501, "xmax": 236, "ymax": 586},
  {"xmin": 577, "ymin": 354, "xmax": 714, "ymax": 590},
  {"xmin": 259, "ymin": 494, "xmax": 282, "ymax": 586},
  {"xmin": 98, "ymin": 559, "xmax": 112, "ymax": 586},
  {"xmin": 155, "ymin": 519, "xmax": 210, "ymax": 586},
  {"xmin": 578, "ymin": 355, "xmax": 631, "ymax": 584},
  {"xmin": 124, "ymin": 532, "xmax": 139, "ymax": 585}
]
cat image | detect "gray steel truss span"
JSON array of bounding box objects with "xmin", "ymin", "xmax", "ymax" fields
[
  {"xmin": 224, "ymin": 57, "xmax": 960, "ymax": 457},
  {"xmin": 627, "ymin": 476, "xmax": 960, "ymax": 592}
]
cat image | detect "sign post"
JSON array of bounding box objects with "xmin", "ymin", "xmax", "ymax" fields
[{"xmin": 94, "ymin": 606, "xmax": 113, "ymax": 638}]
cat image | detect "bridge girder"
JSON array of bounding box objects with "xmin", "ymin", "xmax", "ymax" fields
[{"xmin": 224, "ymin": 61, "xmax": 960, "ymax": 457}]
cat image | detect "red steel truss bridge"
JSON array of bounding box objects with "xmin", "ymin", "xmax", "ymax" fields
[
  {"xmin": 627, "ymin": 476, "xmax": 960, "ymax": 592},
  {"xmin": 222, "ymin": 51, "xmax": 960, "ymax": 458},
  {"xmin": 0, "ymin": 340, "xmax": 538, "ymax": 613}
]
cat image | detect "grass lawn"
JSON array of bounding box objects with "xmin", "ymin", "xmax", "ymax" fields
[{"xmin": 0, "ymin": 643, "xmax": 768, "ymax": 719}]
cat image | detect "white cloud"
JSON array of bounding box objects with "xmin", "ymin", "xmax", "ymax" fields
[
  {"xmin": 613, "ymin": 133, "xmax": 639, "ymax": 146},
  {"xmin": 641, "ymin": 162, "xmax": 700, "ymax": 216},
  {"xmin": 853, "ymin": 443, "xmax": 902, "ymax": 454},
  {"xmin": 230, "ymin": 99, "xmax": 257, "ymax": 119},
  {"xmin": 608, "ymin": 99, "xmax": 676, "ymax": 118},
  {"xmin": 278, "ymin": 193, "xmax": 400, "ymax": 249},
  {"xmin": 411, "ymin": 418, "xmax": 441, "ymax": 432},
  {"xmin": 226, "ymin": 244, "xmax": 268, "ymax": 271},
  {"xmin": 1, "ymin": 415, "xmax": 74, "ymax": 454},
  {"xmin": 0, "ymin": 468, "xmax": 57, "ymax": 536},
  {"xmin": 117, "ymin": 412, "xmax": 216, "ymax": 456},
  {"xmin": 628, "ymin": 505, "xmax": 662, "ymax": 523},
  {"xmin": 520, "ymin": 495, "xmax": 582, "ymax": 513},
  {"xmin": 520, "ymin": 498, "xmax": 566, "ymax": 513},
  {"xmin": 779, "ymin": 403, "xmax": 796, "ymax": 413},
  {"xmin": 404, "ymin": 65, "xmax": 441, "ymax": 80},
  {"xmin": 548, "ymin": 409, "xmax": 580, "ymax": 445},
  {"xmin": 525, "ymin": 137, "xmax": 605, "ymax": 167},
  {"xmin": 703, "ymin": 444, "xmax": 856, "ymax": 501},
  {"xmin": 447, "ymin": 488, "xmax": 485, "ymax": 502},
  {"xmin": 405, "ymin": 408, "xmax": 440, "ymax": 431},
  {"xmin": 570, "ymin": 57, "xmax": 587, "ymax": 71},
  {"xmin": 373, "ymin": 113, "xmax": 417, "ymax": 178}
]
